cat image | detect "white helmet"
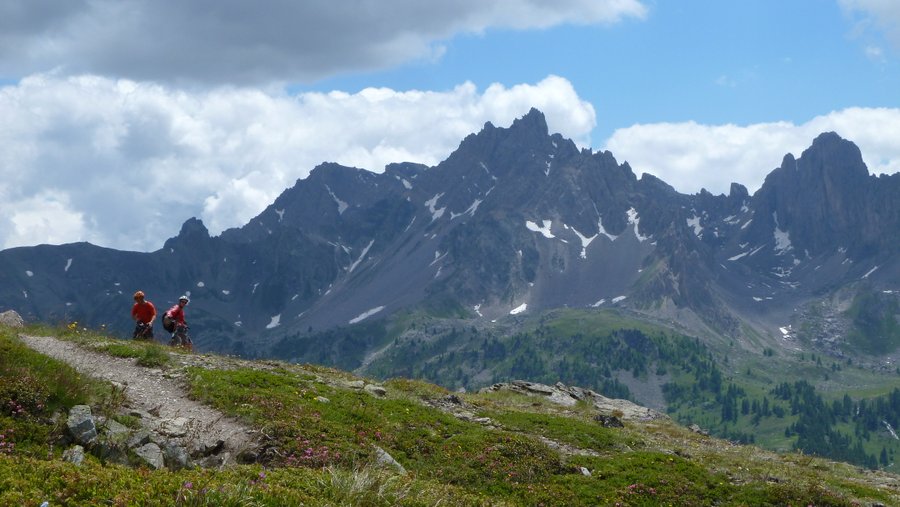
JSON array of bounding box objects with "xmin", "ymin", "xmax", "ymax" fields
[{"xmin": 179, "ymin": 295, "xmax": 190, "ymax": 303}]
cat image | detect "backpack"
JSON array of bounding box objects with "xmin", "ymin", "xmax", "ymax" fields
[{"xmin": 162, "ymin": 313, "xmax": 175, "ymax": 333}]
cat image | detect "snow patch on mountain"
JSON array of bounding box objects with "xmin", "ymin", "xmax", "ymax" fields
[
  {"xmin": 626, "ymin": 208, "xmax": 649, "ymax": 242},
  {"xmin": 349, "ymin": 306, "xmax": 385, "ymax": 324},
  {"xmin": 863, "ymin": 266, "xmax": 880, "ymax": 279},
  {"xmin": 565, "ymin": 225, "xmax": 597, "ymax": 259},
  {"xmin": 266, "ymin": 314, "xmax": 281, "ymax": 329},
  {"xmin": 598, "ymin": 217, "xmax": 618, "ymax": 241},
  {"xmin": 65, "ymin": 258, "xmax": 73, "ymax": 272},
  {"xmin": 326, "ymin": 185, "xmax": 349, "ymax": 215},
  {"xmin": 425, "ymin": 193, "xmax": 446, "ymax": 222},
  {"xmin": 773, "ymin": 213, "xmax": 793, "ymax": 254},
  {"xmin": 687, "ymin": 215, "xmax": 703, "ymax": 237},
  {"xmin": 526, "ymin": 220, "xmax": 554, "ymax": 239},
  {"xmin": 510, "ymin": 303, "xmax": 527, "ymax": 315},
  {"xmin": 451, "ymin": 199, "xmax": 482, "ymax": 219},
  {"xmin": 430, "ymin": 250, "xmax": 449, "ymax": 267},
  {"xmin": 348, "ymin": 240, "xmax": 374, "ymax": 273}
]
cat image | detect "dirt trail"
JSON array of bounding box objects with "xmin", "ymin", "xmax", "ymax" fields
[{"xmin": 18, "ymin": 334, "xmax": 257, "ymax": 459}]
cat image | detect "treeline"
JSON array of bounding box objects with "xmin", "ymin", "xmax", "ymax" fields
[
  {"xmin": 370, "ymin": 323, "xmax": 720, "ymax": 405},
  {"xmin": 670, "ymin": 375, "xmax": 900, "ymax": 469}
]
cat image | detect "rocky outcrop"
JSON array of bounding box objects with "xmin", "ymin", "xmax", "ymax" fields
[
  {"xmin": 479, "ymin": 380, "xmax": 666, "ymax": 421},
  {"xmin": 62, "ymin": 404, "xmax": 233, "ymax": 470}
]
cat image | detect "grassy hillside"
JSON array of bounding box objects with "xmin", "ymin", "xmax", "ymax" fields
[
  {"xmin": 275, "ymin": 307, "xmax": 900, "ymax": 474},
  {"xmin": 2, "ymin": 323, "xmax": 900, "ymax": 505}
]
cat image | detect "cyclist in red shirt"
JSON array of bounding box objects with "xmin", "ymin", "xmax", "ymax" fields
[
  {"xmin": 131, "ymin": 291, "xmax": 157, "ymax": 339},
  {"xmin": 165, "ymin": 295, "xmax": 189, "ymax": 328},
  {"xmin": 164, "ymin": 295, "xmax": 192, "ymax": 350}
]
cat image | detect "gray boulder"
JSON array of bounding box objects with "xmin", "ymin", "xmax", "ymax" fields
[
  {"xmin": 364, "ymin": 384, "xmax": 387, "ymax": 397},
  {"xmin": 0, "ymin": 310, "xmax": 24, "ymax": 328},
  {"xmin": 162, "ymin": 442, "xmax": 191, "ymax": 470},
  {"xmin": 373, "ymin": 445, "xmax": 406, "ymax": 474},
  {"xmin": 126, "ymin": 429, "xmax": 152, "ymax": 449},
  {"xmin": 157, "ymin": 417, "xmax": 190, "ymax": 437},
  {"xmin": 66, "ymin": 405, "xmax": 98, "ymax": 445},
  {"xmin": 134, "ymin": 443, "xmax": 165, "ymax": 469}
]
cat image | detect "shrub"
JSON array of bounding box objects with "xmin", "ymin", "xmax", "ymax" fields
[{"xmin": 0, "ymin": 370, "xmax": 49, "ymax": 418}]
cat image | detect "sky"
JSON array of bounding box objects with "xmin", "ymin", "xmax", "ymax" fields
[{"xmin": 1, "ymin": 0, "xmax": 899, "ymax": 252}]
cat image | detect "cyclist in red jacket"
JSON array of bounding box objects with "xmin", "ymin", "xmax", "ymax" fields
[
  {"xmin": 164, "ymin": 295, "xmax": 192, "ymax": 350},
  {"xmin": 165, "ymin": 295, "xmax": 189, "ymax": 328},
  {"xmin": 131, "ymin": 290, "xmax": 157, "ymax": 339}
]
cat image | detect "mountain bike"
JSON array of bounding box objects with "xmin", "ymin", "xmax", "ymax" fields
[
  {"xmin": 133, "ymin": 322, "xmax": 154, "ymax": 340},
  {"xmin": 169, "ymin": 324, "xmax": 193, "ymax": 352}
]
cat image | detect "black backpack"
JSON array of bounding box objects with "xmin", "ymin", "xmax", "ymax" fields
[{"xmin": 162, "ymin": 313, "xmax": 175, "ymax": 333}]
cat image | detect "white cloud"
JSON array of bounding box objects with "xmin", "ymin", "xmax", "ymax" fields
[
  {"xmin": 0, "ymin": 0, "xmax": 646, "ymax": 85},
  {"xmin": 4, "ymin": 191, "xmax": 90, "ymax": 248},
  {"xmin": 840, "ymin": 0, "xmax": 900, "ymax": 51},
  {"xmin": 603, "ymin": 107, "xmax": 900, "ymax": 195},
  {"xmin": 0, "ymin": 74, "xmax": 595, "ymax": 251},
  {"xmin": 864, "ymin": 45, "xmax": 886, "ymax": 61}
]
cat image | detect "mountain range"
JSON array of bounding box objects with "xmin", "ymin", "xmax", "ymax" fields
[{"xmin": 2, "ymin": 108, "xmax": 897, "ymax": 363}]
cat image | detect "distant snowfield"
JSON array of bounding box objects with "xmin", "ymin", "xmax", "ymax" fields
[
  {"xmin": 266, "ymin": 314, "xmax": 281, "ymax": 329},
  {"xmin": 510, "ymin": 303, "xmax": 527, "ymax": 315}
]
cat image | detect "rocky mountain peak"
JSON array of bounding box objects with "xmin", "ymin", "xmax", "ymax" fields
[
  {"xmin": 176, "ymin": 217, "xmax": 209, "ymax": 240},
  {"xmin": 801, "ymin": 131, "xmax": 869, "ymax": 183},
  {"xmin": 509, "ymin": 107, "xmax": 549, "ymax": 139},
  {"xmin": 162, "ymin": 217, "xmax": 212, "ymax": 254},
  {"xmin": 747, "ymin": 131, "xmax": 884, "ymax": 257}
]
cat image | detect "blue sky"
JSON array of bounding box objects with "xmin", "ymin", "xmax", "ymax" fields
[
  {"xmin": 308, "ymin": 1, "xmax": 900, "ymax": 143},
  {"xmin": 0, "ymin": 0, "xmax": 899, "ymax": 251}
]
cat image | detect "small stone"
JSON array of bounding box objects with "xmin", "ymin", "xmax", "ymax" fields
[
  {"xmin": 373, "ymin": 445, "xmax": 407, "ymax": 474},
  {"xmin": 314, "ymin": 396, "xmax": 330, "ymax": 403},
  {"xmin": 580, "ymin": 466, "xmax": 591, "ymax": 477},
  {"xmin": 62, "ymin": 445, "xmax": 85, "ymax": 466}
]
